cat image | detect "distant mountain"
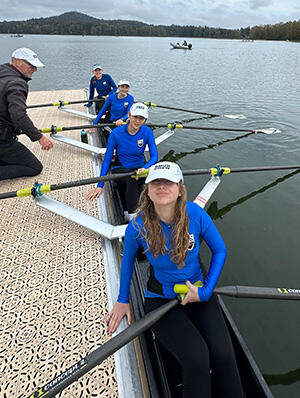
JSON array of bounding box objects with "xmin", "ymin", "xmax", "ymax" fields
[
  {"xmin": 0, "ymin": 11, "xmax": 241, "ymax": 39},
  {"xmin": 0, "ymin": 11, "xmax": 299, "ymax": 41}
]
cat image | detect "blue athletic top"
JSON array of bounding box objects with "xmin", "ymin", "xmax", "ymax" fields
[
  {"xmin": 93, "ymin": 93, "xmax": 134, "ymax": 124},
  {"xmin": 97, "ymin": 124, "xmax": 158, "ymax": 188},
  {"xmin": 117, "ymin": 201, "xmax": 227, "ymax": 303},
  {"xmin": 87, "ymin": 74, "xmax": 117, "ymax": 106}
]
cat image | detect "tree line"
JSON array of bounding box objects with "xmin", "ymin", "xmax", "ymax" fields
[{"xmin": 1, "ymin": 12, "xmax": 299, "ymax": 41}]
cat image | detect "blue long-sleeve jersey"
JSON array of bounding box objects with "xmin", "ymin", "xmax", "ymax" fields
[
  {"xmin": 88, "ymin": 74, "xmax": 117, "ymax": 105},
  {"xmin": 93, "ymin": 93, "xmax": 134, "ymax": 124},
  {"xmin": 118, "ymin": 201, "xmax": 227, "ymax": 303},
  {"xmin": 97, "ymin": 124, "xmax": 158, "ymax": 188}
]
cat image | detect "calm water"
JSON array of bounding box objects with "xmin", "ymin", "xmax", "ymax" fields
[{"xmin": 1, "ymin": 34, "xmax": 300, "ymax": 397}]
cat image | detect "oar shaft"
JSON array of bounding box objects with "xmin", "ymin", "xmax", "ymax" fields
[
  {"xmin": 27, "ymin": 298, "xmax": 179, "ymax": 398},
  {"xmin": 215, "ymin": 286, "xmax": 300, "ymax": 300},
  {"xmin": 148, "ymin": 123, "xmax": 253, "ymax": 133},
  {"xmin": 228, "ymin": 165, "xmax": 300, "ymax": 173},
  {"xmin": 146, "ymin": 103, "xmax": 218, "ymax": 117},
  {"xmin": 40, "ymin": 123, "xmax": 115, "ymax": 133},
  {"xmin": 27, "ymin": 98, "xmax": 104, "ymax": 109},
  {"xmin": 49, "ymin": 172, "xmax": 135, "ymax": 191}
]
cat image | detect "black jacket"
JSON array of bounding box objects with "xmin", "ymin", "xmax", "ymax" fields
[{"xmin": 0, "ymin": 63, "xmax": 42, "ymax": 144}]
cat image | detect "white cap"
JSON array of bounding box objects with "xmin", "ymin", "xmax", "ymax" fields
[
  {"xmin": 12, "ymin": 48, "xmax": 44, "ymax": 67},
  {"xmin": 118, "ymin": 79, "xmax": 130, "ymax": 87},
  {"xmin": 130, "ymin": 103, "xmax": 149, "ymax": 119},
  {"xmin": 145, "ymin": 162, "xmax": 184, "ymax": 184},
  {"xmin": 92, "ymin": 64, "xmax": 102, "ymax": 70}
]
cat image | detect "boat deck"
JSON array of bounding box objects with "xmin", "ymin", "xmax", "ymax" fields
[{"xmin": 0, "ymin": 90, "xmax": 118, "ymax": 397}]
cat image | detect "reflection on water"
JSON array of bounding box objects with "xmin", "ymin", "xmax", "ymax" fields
[
  {"xmin": 160, "ymin": 131, "xmax": 254, "ymax": 162},
  {"xmin": 207, "ymin": 169, "xmax": 300, "ymax": 220},
  {"xmin": 264, "ymin": 367, "xmax": 300, "ymax": 386}
]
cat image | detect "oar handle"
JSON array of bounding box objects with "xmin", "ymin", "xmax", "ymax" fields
[{"xmin": 27, "ymin": 297, "xmax": 180, "ymax": 398}]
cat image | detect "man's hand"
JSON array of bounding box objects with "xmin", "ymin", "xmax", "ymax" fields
[{"xmin": 39, "ymin": 135, "xmax": 53, "ymax": 150}]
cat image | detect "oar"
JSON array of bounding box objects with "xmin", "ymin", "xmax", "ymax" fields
[
  {"xmin": 27, "ymin": 297, "xmax": 180, "ymax": 398},
  {"xmin": 27, "ymin": 282, "xmax": 300, "ymax": 397},
  {"xmin": 27, "ymin": 98, "xmax": 104, "ymax": 109},
  {"xmin": 174, "ymin": 284, "xmax": 300, "ymax": 300},
  {"xmin": 39, "ymin": 122, "xmax": 278, "ymax": 135},
  {"xmin": 28, "ymin": 98, "xmax": 245, "ymax": 120},
  {"xmin": 143, "ymin": 102, "xmax": 246, "ymax": 119},
  {"xmin": 0, "ymin": 172, "xmax": 135, "ymax": 200},
  {"xmin": 39, "ymin": 123, "xmax": 115, "ymax": 134},
  {"xmin": 148, "ymin": 123, "xmax": 280, "ymax": 135},
  {"xmin": 1, "ymin": 165, "xmax": 300, "ymax": 200}
]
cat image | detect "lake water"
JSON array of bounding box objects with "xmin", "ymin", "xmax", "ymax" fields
[{"xmin": 1, "ymin": 34, "xmax": 300, "ymax": 397}]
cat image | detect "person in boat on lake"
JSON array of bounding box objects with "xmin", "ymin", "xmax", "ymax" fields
[
  {"xmin": 106, "ymin": 161, "xmax": 244, "ymax": 397},
  {"xmin": 0, "ymin": 48, "xmax": 53, "ymax": 181},
  {"xmin": 86, "ymin": 103, "xmax": 158, "ymax": 222},
  {"xmin": 93, "ymin": 80, "xmax": 134, "ymax": 129},
  {"xmin": 182, "ymin": 40, "xmax": 188, "ymax": 46},
  {"xmin": 85, "ymin": 64, "xmax": 117, "ymax": 117}
]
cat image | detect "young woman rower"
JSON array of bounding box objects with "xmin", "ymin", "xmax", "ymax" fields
[
  {"xmin": 85, "ymin": 64, "xmax": 117, "ymax": 115},
  {"xmin": 93, "ymin": 79, "xmax": 134, "ymax": 128},
  {"xmin": 86, "ymin": 103, "xmax": 158, "ymax": 221},
  {"xmin": 106, "ymin": 161, "xmax": 244, "ymax": 397}
]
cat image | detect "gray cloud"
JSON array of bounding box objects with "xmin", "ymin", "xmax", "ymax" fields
[
  {"xmin": 0, "ymin": 0, "xmax": 299, "ymax": 28},
  {"xmin": 249, "ymin": 0, "xmax": 273, "ymax": 10}
]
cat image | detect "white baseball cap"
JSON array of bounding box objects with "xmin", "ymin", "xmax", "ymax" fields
[
  {"xmin": 130, "ymin": 103, "xmax": 149, "ymax": 119},
  {"xmin": 92, "ymin": 64, "xmax": 102, "ymax": 70},
  {"xmin": 145, "ymin": 162, "xmax": 184, "ymax": 184},
  {"xmin": 12, "ymin": 48, "xmax": 44, "ymax": 67},
  {"xmin": 118, "ymin": 79, "xmax": 130, "ymax": 87}
]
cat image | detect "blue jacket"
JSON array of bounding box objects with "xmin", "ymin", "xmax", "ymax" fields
[
  {"xmin": 93, "ymin": 93, "xmax": 134, "ymax": 124},
  {"xmin": 87, "ymin": 74, "xmax": 117, "ymax": 105},
  {"xmin": 118, "ymin": 201, "xmax": 227, "ymax": 303},
  {"xmin": 97, "ymin": 124, "xmax": 158, "ymax": 188}
]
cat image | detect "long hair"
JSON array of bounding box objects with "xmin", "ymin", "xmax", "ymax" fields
[{"xmin": 135, "ymin": 182, "xmax": 190, "ymax": 267}]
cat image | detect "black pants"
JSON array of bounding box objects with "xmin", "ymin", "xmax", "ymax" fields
[
  {"xmin": 95, "ymin": 96, "xmax": 111, "ymax": 123},
  {"xmin": 111, "ymin": 167, "xmax": 145, "ymax": 213},
  {"xmin": 0, "ymin": 140, "xmax": 42, "ymax": 181},
  {"xmin": 144, "ymin": 295, "xmax": 244, "ymax": 398}
]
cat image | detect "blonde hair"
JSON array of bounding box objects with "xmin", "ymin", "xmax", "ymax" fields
[{"xmin": 135, "ymin": 182, "xmax": 190, "ymax": 267}]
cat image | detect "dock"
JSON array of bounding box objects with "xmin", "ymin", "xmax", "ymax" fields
[{"xmin": 0, "ymin": 89, "xmax": 119, "ymax": 397}]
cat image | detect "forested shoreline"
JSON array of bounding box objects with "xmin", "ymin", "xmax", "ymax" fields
[{"xmin": 1, "ymin": 11, "xmax": 299, "ymax": 41}]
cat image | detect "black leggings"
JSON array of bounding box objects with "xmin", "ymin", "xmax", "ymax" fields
[
  {"xmin": 0, "ymin": 140, "xmax": 42, "ymax": 181},
  {"xmin": 144, "ymin": 295, "xmax": 244, "ymax": 398},
  {"xmin": 112, "ymin": 167, "xmax": 145, "ymax": 213}
]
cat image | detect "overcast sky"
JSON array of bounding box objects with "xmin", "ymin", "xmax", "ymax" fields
[{"xmin": 1, "ymin": 0, "xmax": 299, "ymax": 29}]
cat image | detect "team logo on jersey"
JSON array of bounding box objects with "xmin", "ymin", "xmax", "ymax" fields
[
  {"xmin": 124, "ymin": 102, "xmax": 129, "ymax": 107},
  {"xmin": 137, "ymin": 139, "xmax": 144, "ymax": 147},
  {"xmin": 103, "ymin": 82, "xmax": 107, "ymax": 85},
  {"xmin": 188, "ymin": 234, "xmax": 195, "ymax": 250}
]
